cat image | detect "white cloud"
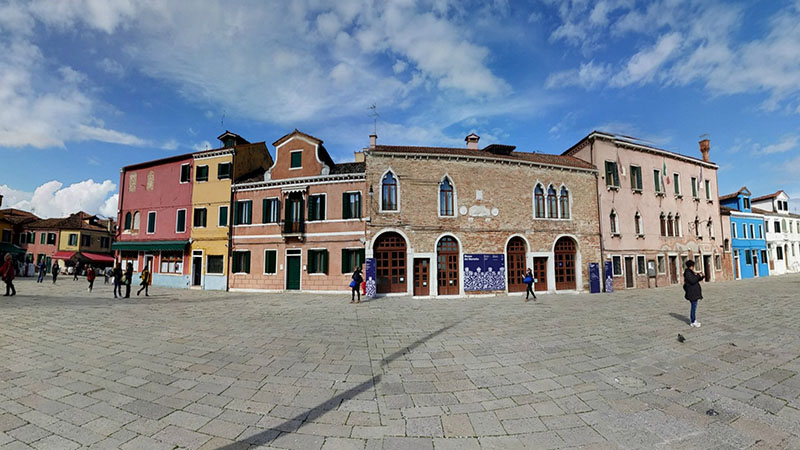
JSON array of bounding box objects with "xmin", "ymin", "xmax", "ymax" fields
[
  {"xmin": 100, "ymin": 194, "xmax": 119, "ymax": 217},
  {"xmin": 546, "ymin": 61, "xmax": 611, "ymax": 89},
  {"xmin": 758, "ymin": 135, "xmax": 799, "ymax": 155},
  {"xmin": 98, "ymin": 57, "xmax": 124, "ymax": 77},
  {"xmin": 2, "ymin": 179, "xmax": 117, "ymax": 219},
  {"xmin": 192, "ymin": 140, "xmax": 211, "ymax": 151},
  {"xmin": 611, "ymin": 32, "xmax": 682, "ymax": 86}
]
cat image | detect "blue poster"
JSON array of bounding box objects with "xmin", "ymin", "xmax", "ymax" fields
[
  {"xmin": 604, "ymin": 260, "xmax": 614, "ymax": 293},
  {"xmin": 463, "ymin": 254, "xmax": 505, "ymax": 291},
  {"xmin": 365, "ymin": 257, "xmax": 376, "ymax": 298},
  {"xmin": 589, "ymin": 262, "xmax": 600, "ymax": 293}
]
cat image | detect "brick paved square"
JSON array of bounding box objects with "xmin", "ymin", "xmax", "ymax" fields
[{"xmin": 1, "ymin": 276, "xmax": 799, "ymax": 448}]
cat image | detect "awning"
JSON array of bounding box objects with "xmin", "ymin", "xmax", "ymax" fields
[
  {"xmin": 111, "ymin": 240, "xmax": 189, "ymax": 251},
  {"xmin": 53, "ymin": 251, "xmax": 76, "ymax": 260},
  {"xmin": 0, "ymin": 243, "xmax": 25, "ymax": 255},
  {"xmin": 80, "ymin": 252, "xmax": 115, "ymax": 263}
]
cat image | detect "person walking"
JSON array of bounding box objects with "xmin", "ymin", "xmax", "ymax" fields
[
  {"xmin": 136, "ymin": 265, "xmax": 151, "ymax": 296},
  {"xmin": 1, "ymin": 254, "xmax": 16, "ymax": 296},
  {"xmin": 73, "ymin": 262, "xmax": 81, "ymax": 281},
  {"xmin": 113, "ymin": 264, "xmax": 123, "ymax": 299},
  {"xmin": 103, "ymin": 267, "xmax": 110, "ymax": 284},
  {"xmin": 350, "ymin": 265, "xmax": 363, "ymax": 304},
  {"xmin": 124, "ymin": 263, "xmax": 133, "ymax": 298},
  {"xmin": 86, "ymin": 265, "xmax": 96, "ymax": 293},
  {"xmin": 52, "ymin": 262, "xmax": 60, "ymax": 284},
  {"xmin": 523, "ymin": 268, "xmax": 536, "ymax": 302},
  {"xmin": 683, "ymin": 260, "xmax": 704, "ymax": 328},
  {"xmin": 36, "ymin": 260, "xmax": 47, "ymax": 283}
]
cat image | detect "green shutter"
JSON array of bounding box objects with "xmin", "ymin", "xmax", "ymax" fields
[
  {"xmin": 246, "ymin": 201, "xmax": 252, "ymax": 224},
  {"xmin": 322, "ymin": 250, "xmax": 328, "ymax": 274},
  {"xmin": 262, "ymin": 199, "xmax": 268, "ymax": 223},
  {"xmin": 320, "ymin": 196, "xmax": 326, "ymax": 220},
  {"xmin": 342, "ymin": 193, "xmax": 348, "ymax": 219},
  {"xmin": 356, "ymin": 194, "xmax": 361, "ymax": 218},
  {"xmin": 234, "ymin": 201, "xmax": 240, "ymax": 225},
  {"xmin": 40, "ymin": 233, "xmax": 46, "ymax": 244},
  {"xmin": 245, "ymin": 252, "xmax": 251, "ymax": 273},
  {"xmin": 266, "ymin": 251, "xmax": 276, "ymax": 274},
  {"xmin": 341, "ymin": 249, "xmax": 349, "ymax": 274},
  {"xmin": 357, "ymin": 249, "xmax": 365, "ymax": 268},
  {"xmin": 308, "ymin": 250, "xmax": 315, "ymax": 273}
]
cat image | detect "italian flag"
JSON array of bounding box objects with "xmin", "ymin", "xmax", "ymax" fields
[{"xmin": 664, "ymin": 160, "xmax": 669, "ymax": 184}]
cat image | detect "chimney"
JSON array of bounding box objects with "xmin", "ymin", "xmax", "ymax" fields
[
  {"xmin": 699, "ymin": 138, "xmax": 710, "ymax": 162},
  {"xmin": 465, "ymin": 133, "xmax": 480, "ymax": 150},
  {"xmin": 369, "ymin": 134, "xmax": 377, "ymax": 149}
]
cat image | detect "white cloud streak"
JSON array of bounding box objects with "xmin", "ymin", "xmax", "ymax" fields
[{"xmin": 1, "ymin": 179, "xmax": 117, "ymax": 218}]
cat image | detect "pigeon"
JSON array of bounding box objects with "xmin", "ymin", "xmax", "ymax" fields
[{"xmin": 677, "ymin": 333, "xmax": 686, "ymax": 343}]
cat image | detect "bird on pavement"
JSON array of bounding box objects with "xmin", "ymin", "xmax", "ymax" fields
[{"xmin": 677, "ymin": 333, "xmax": 686, "ymax": 343}]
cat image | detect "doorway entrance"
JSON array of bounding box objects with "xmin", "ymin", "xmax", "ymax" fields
[
  {"xmin": 286, "ymin": 250, "xmax": 301, "ymax": 290},
  {"xmin": 624, "ymin": 257, "xmax": 634, "ymax": 288},
  {"xmin": 669, "ymin": 256, "xmax": 678, "ymax": 284},
  {"xmin": 374, "ymin": 232, "xmax": 407, "ymax": 294},
  {"xmin": 506, "ymin": 237, "xmax": 526, "ymax": 292},
  {"xmin": 533, "ymin": 257, "xmax": 548, "ymax": 291},
  {"xmin": 413, "ymin": 258, "xmax": 429, "ymax": 296},
  {"xmin": 191, "ymin": 252, "xmax": 202, "ymax": 286},
  {"xmin": 753, "ymin": 251, "xmax": 759, "ymax": 277},
  {"xmin": 554, "ymin": 237, "xmax": 576, "ymax": 290},
  {"xmin": 734, "ymin": 250, "xmax": 741, "ymax": 279},
  {"xmin": 437, "ymin": 236, "xmax": 459, "ymax": 295},
  {"xmin": 703, "ymin": 255, "xmax": 712, "ymax": 281}
]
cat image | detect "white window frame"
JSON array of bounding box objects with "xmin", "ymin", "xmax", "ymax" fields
[
  {"xmin": 673, "ymin": 172, "xmax": 681, "ymax": 196},
  {"xmin": 307, "ymin": 247, "xmax": 328, "ymax": 275},
  {"xmin": 261, "ymin": 197, "xmax": 280, "ymax": 223},
  {"xmin": 206, "ymin": 254, "xmax": 224, "ymax": 274},
  {"xmin": 193, "ymin": 207, "xmax": 207, "ymax": 229},
  {"xmin": 342, "ymin": 191, "xmax": 362, "ymax": 220},
  {"xmin": 437, "ymin": 175, "xmax": 457, "ymax": 218},
  {"xmin": 180, "ymin": 163, "xmax": 191, "ymax": 184},
  {"xmin": 750, "ymin": 224, "xmax": 755, "ymax": 239},
  {"xmin": 307, "ymin": 193, "xmax": 327, "ymax": 222},
  {"xmin": 758, "ymin": 224, "xmax": 763, "ymax": 239},
  {"xmin": 691, "ymin": 176, "xmax": 698, "ymax": 199},
  {"xmin": 263, "ymin": 249, "xmax": 278, "ymax": 275},
  {"xmin": 289, "ymin": 150, "xmax": 303, "ymax": 170},
  {"xmin": 218, "ymin": 205, "xmax": 229, "ymax": 227},
  {"xmin": 612, "ymin": 255, "xmax": 622, "ymax": 276},
  {"xmin": 657, "ymin": 255, "xmax": 666, "ymax": 274},
  {"xmin": 634, "ymin": 212, "xmax": 643, "ymax": 236},
  {"xmin": 196, "ymin": 165, "xmax": 209, "ymax": 182},
  {"xmin": 557, "ymin": 184, "xmax": 572, "ymax": 220},
  {"xmin": 705, "ymin": 179, "xmax": 712, "ymax": 200},
  {"xmin": 732, "ymin": 223, "xmax": 737, "ymax": 239},
  {"xmin": 175, "ymin": 208, "xmax": 187, "ymax": 233},
  {"xmin": 610, "ymin": 209, "xmax": 619, "ymax": 236},
  {"xmin": 636, "ymin": 255, "xmax": 646, "ymax": 275},
  {"xmin": 146, "ymin": 211, "xmax": 157, "ymax": 235},
  {"xmin": 629, "ymin": 165, "xmax": 642, "ymax": 191},
  {"xmin": 232, "ymin": 250, "xmax": 250, "ymax": 274},
  {"xmin": 379, "ymin": 169, "xmax": 400, "ymax": 213}
]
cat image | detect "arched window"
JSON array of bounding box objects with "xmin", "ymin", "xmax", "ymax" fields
[
  {"xmin": 534, "ymin": 184, "xmax": 545, "ymax": 218},
  {"xmin": 559, "ymin": 187, "xmax": 570, "ymax": 219},
  {"xmin": 547, "ymin": 186, "xmax": 558, "ymax": 218},
  {"xmin": 439, "ymin": 177, "xmax": 454, "ymax": 216},
  {"xmin": 381, "ymin": 172, "xmax": 397, "ymax": 211},
  {"xmin": 634, "ymin": 212, "xmax": 642, "ymax": 236},
  {"xmin": 675, "ymin": 214, "xmax": 681, "ymax": 236},
  {"xmin": 724, "ymin": 238, "xmax": 730, "ymax": 252},
  {"xmin": 133, "ymin": 211, "xmax": 141, "ymax": 230},
  {"xmin": 667, "ymin": 213, "xmax": 674, "ymax": 236},
  {"xmin": 695, "ymin": 217, "xmax": 701, "ymax": 237},
  {"xmin": 707, "ymin": 217, "xmax": 714, "ymax": 238},
  {"xmin": 660, "ymin": 213, "xmax": 666, "ymax": 236},
  {"xmin": 124, "ymin": 212, "xmax": 132, "ymax": 230},
  {"xmin": 610, "ymin": 209, "xmax": 618, "ymax": 234}
]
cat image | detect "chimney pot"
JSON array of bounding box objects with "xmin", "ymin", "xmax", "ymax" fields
[
  {"xmin": 369, "ymin": 134, "xmax": 377, "ymax": 149},
  {"xmin": 465, "ymin": 133, "xmax": 480, "ymax": 150},
  {"xmin": 699, "ymin": 139, "xmax": 710, "ymax": 162}
]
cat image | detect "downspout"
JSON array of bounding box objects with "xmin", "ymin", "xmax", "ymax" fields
[
  {"xmin": 227, "ymin": 182, "xmax": 234, "ymax": 292},
  {"xmin": 116, "ymin": 168, "xmax": 125, "ymax": 264},
  {"xmin": 591, "ymin": 138, "xmax": 607, "ymax": 291}
]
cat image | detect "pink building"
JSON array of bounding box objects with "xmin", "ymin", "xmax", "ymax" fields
[
  {"xmin": 564, "ymin": 132, "xmax": 726, "ymax": 290},
  {"xmin": 113, "ymin": 154, "xmax": 194, "ymax": 287},
  {"xmin": 229, "ymin": 130, "xmax": 367, "ymax": 292}
]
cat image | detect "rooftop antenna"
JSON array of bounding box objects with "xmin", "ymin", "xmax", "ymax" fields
[
  {"xmin": 221, "ymin": 110, "xmax": 226, "ymax": 130},
  {"xmin": 368, "ymin": 104, "xmax": 380, "ymax": 135}
]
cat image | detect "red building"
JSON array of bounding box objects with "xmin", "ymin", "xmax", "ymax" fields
[{"xmin": 113, "ymin": 154, "xmax": 195, "ymax": 287}]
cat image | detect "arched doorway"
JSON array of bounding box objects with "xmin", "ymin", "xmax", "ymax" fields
[
  {"xmin": 374, "ymin": 232, "xmax": 407, "ymax": 294},
  {"xmin": 437, "ymin": 236, "xmax": 459, "ymax": 295},
  {"xmin": 554, "ymin": 237, "xmax": 577, "ymax": 290},
  {"xmin": 507, "ymin": 237, "xmax": 526, "ymax": 292}
]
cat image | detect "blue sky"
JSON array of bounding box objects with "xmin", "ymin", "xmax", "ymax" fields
[{"xmin": 1, "ymin": 0, "xmax": 800, "ymax": 217}]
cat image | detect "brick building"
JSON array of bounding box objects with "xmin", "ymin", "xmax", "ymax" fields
[
  {"xmin": 364, "ymin": 133, "xmax": 602, "ymax": 297},
  {"xmin": 564, "ymin": 132, "xmax": 726, "ymax": 290},
  {"xmin": 228, "ymin": 130, "xmax": 367, "ymax": 292}
]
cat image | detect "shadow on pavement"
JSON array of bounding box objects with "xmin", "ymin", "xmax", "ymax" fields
[
  {"xmin": 215, "ymin": 318, "xmax": 466, "ymax": 450},
  {"xmin": 669, "ymin": 312, "xmax": 690, "ymax": 324}
]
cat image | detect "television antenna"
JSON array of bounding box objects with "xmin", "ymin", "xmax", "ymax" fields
[
  {"xmin": 221, "ymin": 110, "xmax": 226, "ymax": 129},
  {"xmin": 368, "ymin": 104, "xmax": 380, "ymax": 135}
]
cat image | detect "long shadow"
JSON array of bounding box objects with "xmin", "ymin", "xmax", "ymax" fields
[
  {"xmin": 215, "ymin": 318, "xmax": 466, "ymax": 449},
  {"xmin": 668, "ymin": 312, "xmax": 690, "ymax": 324}
]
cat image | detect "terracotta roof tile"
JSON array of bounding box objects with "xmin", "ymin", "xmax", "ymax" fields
[
  {"xmin": 752, "ymin": 190, "xmax": 786, "ymax": 202},
  {"xmin": 371, "ymin": 145, "xmax": 596, "ymax": 170}
]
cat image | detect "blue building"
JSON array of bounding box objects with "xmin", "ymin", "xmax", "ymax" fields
[{"xmin": 720, "ymin": 187, "xmax": 769, "ymax": 279}]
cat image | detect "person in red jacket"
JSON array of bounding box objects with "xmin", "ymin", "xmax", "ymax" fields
[
  {"xmin": 1, "ymin": 253, "xmax": 16, "ymax": 297},
  {"xmin": 86, "ymin": 265, "xmax": 96, "ymax": 293}
]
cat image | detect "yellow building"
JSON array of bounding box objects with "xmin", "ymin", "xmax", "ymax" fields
[
  {"xmin": 189, "ymin": 132, "xmax": 272, "ymax": 289},
  {"xmin": 53, "ymin": 213, "xmax": 115, "ymax": 267}
]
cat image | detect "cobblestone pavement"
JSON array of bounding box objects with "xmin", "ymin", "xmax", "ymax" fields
[{"xmin": 1, "ymin": 275, "xmax": 799, "ymax": 450}]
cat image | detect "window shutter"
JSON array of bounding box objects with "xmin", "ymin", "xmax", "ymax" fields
[
  {"xmin": 262, "ymin": 199, "xmax": 268, "ymax": 223},
  {"xmin": 320, "ymin": 195, "xmax": 326, "ymax": 220},
  {"xmin": 245, "ymin": 252, "xmax": 251, "ymax": 273},
  {"xmin": 322, "ymin": 250, "xmax": 328, "ymax": 274},
  {"xmin": 356, "ymin": 194, "xmax": 361, "ymax": 219},
  {"xmin": 233, "ymin": 202, "xmax": 240, "ymax": 225},
  {"xmin": 342, "ymin": 193, "xmax": 348, "ymax": 219},
  {"xmin": 341, "ymin": 249, "xmax": 349, "ymax": 274},
  {"xmin": 245, "ymin": 202, "xmax": 252, "ymax": 224},
  {"xmin": 357, "ymin": 249, "xmax": 365, "ymax": 268},
  {"xmin": 276, "ymin": 199, "xmax": 281, "ymax": 223},
  {"xmin": 299, "ymin": 197, "xmax": 305, "ymax": 231},
  {"xmin": 308, "ymin": 250, "xmax": 315, "ymax": 273}
]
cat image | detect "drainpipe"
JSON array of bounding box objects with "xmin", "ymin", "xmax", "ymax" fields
[
  {"xmin": 226, "ymin": 178, "xmax": 234, "ymax": 292},
  {"xmin": 116, "ymin": 168, "xmax": 125, "ymax": 265},
  {"xmin": 591, "ymin": 138, "xmax": 607, "ymax": 291}
]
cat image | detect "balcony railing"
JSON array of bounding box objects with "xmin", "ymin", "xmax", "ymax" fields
[{"xmin": 282, "ymin": 220, "xmax": 305, "ymax": 235}]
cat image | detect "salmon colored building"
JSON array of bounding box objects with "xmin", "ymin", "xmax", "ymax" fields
[
  {"xmin": 113, "ymin": 153, "xmax": 194, "ymax": 287},
  {"xmin": 229, "ymin": 130, "xmax": 367, "ymax": 292}
]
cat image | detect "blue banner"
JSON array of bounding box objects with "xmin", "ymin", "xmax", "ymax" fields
[
  {"xmin": 463, "ymin": 254, "xmax": 505, "ymax": 291},
  {"xmin": 589, "ymin": 262, "xmax": 600, "ymax": 293},
  {"xmin": 604, "ymin": 260, "xmax": 614, "ymax": 293},
  {"xmin": 365, "ymin": 257, "xmax": 376, "ymax": 298}
]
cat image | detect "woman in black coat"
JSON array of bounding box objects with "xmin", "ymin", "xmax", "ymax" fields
[
  {"xmin": 683, "ymin": 260, "xmax": 704, "ymax": 327},
  {"xmin": 350, "ymin": 266, "xmax": 364, "ymax": 304}
]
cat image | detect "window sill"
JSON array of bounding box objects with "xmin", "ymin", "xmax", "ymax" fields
[
  {"xmin": 636, "ymin": 234, "xmax": 645, "ymax": 239},
  {"xmin": 632, "ymin": 189, "xmax": 642, "ymax": 194},
  {"xmin": 607, "ymin": 185, "xmax": 619, "ymax": 191},
  {"xmin": 263, "ymin": 272, "xmax": 277, "ymax": 276},
  {"xmin": 611, "ymin": 233, "xmax": 621, "ymax": 238},
  {"xmin": 309, "ymin": 273, "xmax": 327, "ymax": 276},
  {"xmin": 655, "ymin": 192, "xmax": 665, "ymax": 197},
  {"xmin": 233, "ymin": 272, "xmax": 250, "ymax": 275},
  {"xmin": 693, "ymin": 198, "xmax": 700, "ymax": 202},
  {"xmin": 707, "ymin": 200, "xmax": 714, "ymax": 204},
  {"xmin": 675, "ymin": 194, "xmax": 683, "ymax": 199}
]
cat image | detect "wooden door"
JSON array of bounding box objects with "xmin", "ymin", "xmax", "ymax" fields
[
  {"xmin": 192, "ymin": 256, "xmax": 202, "ymax": 286},
  {"xmin": 734, "ymin": 251, "xmax": 740, "ymax": 279},
  {"xmin": 533, "ymin": 257, "xmax": 547, "ymax": 291},
  {"xmin": 286, "ymin": 256, "xmax": 301, "ymax": 290},
  {"xmin": 437, "ymin": 236, "xmax": 459, "ymax": 295},
  {"xmin": 375, "ymin": 232, "xmax": 407, "ymax": 293},
  {"xmin": 554, "ymin": 237, "xmax": 576, "ymax": 290},
  {"xmin": 624, "ymin": 257, "xmax": 634, "ymax": 288},
  {"xmin": 506, "ymin": 238, "xmax": 526, "ymax": 292},
  {"xmin": 413, "ymin": 259, "xmax": 429, "ymax": 296},
  {"xmin": 669, "ymin": 256, "xmax": 678, "ymax": 284},
  {"xmin": 703, "ymin": 255, "xmax": 712, "ymax": 281}
]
